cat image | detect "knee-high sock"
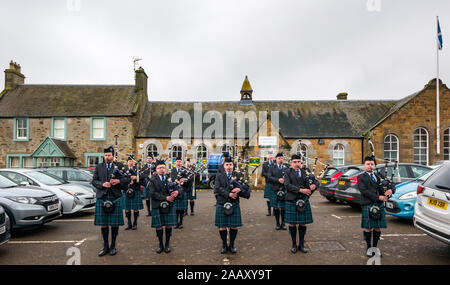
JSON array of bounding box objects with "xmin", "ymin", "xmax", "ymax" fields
[
  {"xmin": 266, "ymin": 200, "xmax": 271, "ymax": 210},
  {"xmin": 280, "ymin": 208, "xmax": 286, "ymax": 224},
  {"xmin": 363, "ymin": 231, "xmax": 372, "ymax": 248},
  {"xmin": 110, "ymin": 226, "xmax": 119, "ymax": 248},
  {"xmin": 289, "ymin": 226, "xmax": 297, "ymax": 247},
  {"xmin": 298, "ymin": 226, "xmax": 307, "ymax": 245},
  {"xmin": 372, "ymin": 231, "xmax": 381, "ymax": 247},
  {"xmin": 101, "ymin": 227, "xmax": 109, "ymax": 249},
  {"xmin": 274, "ymin": 208, "xmax": 280, "ymax": 225},
  {"xmin": 133, "ymin": 211, "xmax": 139, "ymax": 225},
  {"xmin": 125, "ymin": 211, "xmax": 131, "ymax": 225},
  {"xmin": 165, "ymin": 227, "xmax": 172, "ymax": 245},
  {"xmin": 145, "ymin": 200, "xmax": 151, "ymax": 212},
  {"xmin": 219, "ymin": 229, "xmax": 228, "ymax": 247},
  {"xmin": 190, "ymin": 201, "xmax": 195, "ymax": 213},
  {"xmin": 156, "ymin": 229, "xmax": 164, "ymax": 247},
  {"xmin": 229, "ymin": 229, "xmax": 238, "ymax": 248},
  {"xmin": 179, "ymin": 211, "xmax": 184, "ymax": 225}
]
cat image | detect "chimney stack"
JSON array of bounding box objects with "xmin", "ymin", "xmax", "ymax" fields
[
  {"xmin": 135, "ymin": 66, "xmax": 148, "ymax": 95},
  {"xmin": 337, "ymin": 92, "xmax": 348, "ymax": 100},
  {"xmin": 4, "ymin": 60, "xmax": 25, "ymax": 90}
]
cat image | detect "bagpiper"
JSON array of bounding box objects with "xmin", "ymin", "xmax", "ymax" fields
[
  {"xmin": 185, "ymin": 158, "xmax": 197, "ymax": 216},
  {"xmin": 357, "ymin": 156, "xmax": 395, "ymax": 257},
  {"xmin": 141, "ymin": 155, "xmax": 156, "ymax": 216},
  {"xmin": 148, "ymin": 159, "xmax": 181, "ymax": 253},
  {"xmin": 261, "ymin": 152, "xmax": 275, "ymax": 216},
  {"xmin": 283, "ymin": 154, "xmax": 319, "ymax": 254},
  {"xmin": 122, "ymin": 155, "xmax": 144, "ymax": 230},
  {"xmin": 267, "ymin": 152, "xmax": 287, "ymax": 230},
  {"xmin": 92, "ymin": 146, "xmax": 130, "ymax": 256},
  {"xmin": 170, "ymin": 157, "xmax": 191, "ymax": 229},
  {"xmin": 214, "ymin": 156, "xmax": 251, "ymax": 254}
]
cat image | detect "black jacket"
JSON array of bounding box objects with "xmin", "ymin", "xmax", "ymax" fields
[
  {"xmin": 357, "ymin": 172, "xmax": 396, "ymax": 206},
  {"xmin": 261, "ymin": 160, "xmax": 274, "ymax": 183},
  {"xmin": 283, "ymin": 168, "xmax": 319, "ymax": 202},
  {"xmin": 141, "ymin": 162, "xmax": 156, "ymax": 178},
  {"xmin": 148, "ymin": 174, "xmax": 183, "ymax": 209},
  {"xmin": 267, "ymin": 164, "xmax": 288, "ymax": 192},
  {"xmin": 92, "ymin": 162, "xmax": 130, "ymax": 199},
  {"xmin": 213, "ymin": 171, "xmax": 251, "ymax": 205},
  {"xmin": 123, "ymin": 166, "xmax": 146, "ymax": 191}
]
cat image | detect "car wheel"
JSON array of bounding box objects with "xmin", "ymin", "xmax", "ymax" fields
[
  {"xmin": 209, "ymin": 179, "xmax": 215, "ymax": 189},
  {"xmin": 4, "ymin": 209, "xmax": 14, "ymax": 232}
]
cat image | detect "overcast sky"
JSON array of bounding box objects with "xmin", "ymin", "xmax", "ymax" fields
[{"xmin": 1, "ymin": 0, "xmax": 449, "ymax": 102}]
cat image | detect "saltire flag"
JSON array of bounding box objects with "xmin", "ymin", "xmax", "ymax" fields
[{"xmin": 438, "ymin": 17, "xmax": 443, "ymax": 50}]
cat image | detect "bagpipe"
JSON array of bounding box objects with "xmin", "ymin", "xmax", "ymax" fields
[
  {"xmin": 159, "ymin": 174, "xmax": 182, "ymax": 214},
  {"xmin": 296, "ymin": 157, "xmax": 319, "ymax": 212},
  {"xmin": 103, "ymin": 165, "xmax": 127, "ymax": 213},
  {"xmin": 223, "ymin": 173, "xmax": 251, "ymax": 216}
]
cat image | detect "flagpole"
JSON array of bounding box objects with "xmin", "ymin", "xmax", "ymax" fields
[{"xmin": 436, "ymin": 16, "xmax": 441, "ymax": 157}]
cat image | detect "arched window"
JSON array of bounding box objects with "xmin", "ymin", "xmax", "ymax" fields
[
  {"xmin": 170, "ymin": 144, "xmax": 183, "ymax": 160},
  {"xmin": 384, "ymin": 134, "xmax": 399, "ymax": 161},
  {"xmin": 333, "ymin": 144, "xmax": 345, "ymax": 166},
  {"xmin": 295, "ymin": 143, "xmax": 308, "ymax": 166},
  {"xmin": 413, "ymin": 128, "xmax": 428, "ymax": 165},
  {"xmin": 146, "ymin": 144, "xmax": 158, "ymax": 158},
  {"xmin": 444, "ymin": 128, "xmax": 450, "ymax": 160},
  {"xmin": 196, "ymin": 144, "xmax": 208, "ymax": 163},
  {"xmin": 221, "ymin": 144, "xmax": 233, "ymax": 156}
]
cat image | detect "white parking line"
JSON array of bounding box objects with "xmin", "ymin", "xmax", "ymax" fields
[
  {"xmin": 9, "ymin": 240, "xmax": 79, "ymax": 244},
  {"xmin": 74, "ymin": 238, "xmax": 87, "ymax": 246},
  {"xmin": 54, "ymin": 219, "xmax": 94, "ymax": 222},
  {"xmin": 331, "ymin": 214, "xmax": 342, "ymax": 219},
  {"xmin": 381, "ymin": 234, "xmax": 427, "ymax": 237}
]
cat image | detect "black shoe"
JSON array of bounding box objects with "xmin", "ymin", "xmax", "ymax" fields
[
  {"xmin": 267, "ymin": 209, "xmax": 271, "ymax": 216},
  {"xmin": 298, "ymin": 244, "xmax": 308, "ymax": 253},
  {"xmin": 221, "ymin": 246, "xmax": 228, "ymax": 254},
  {"xmin": 125, "ymin": 224, "xmax": 132, "ymax": 230},
  {"xmin": 275, "ymin": 224, "xmax": 281, "ymax": 230},
  {"xmin": 156, "ymin": 245, "xmax": 164, "ymax": 254},
  {"xmin": 146, "ymin": 211, "xmax": 151, "ymax": 217},
  {"xmin": 178, "ymin": 224, "xmax": 184, "ymax": 229},
  {"xmin": 281, "ymin": 224, "xmax": 287, "ymax": 230},
  {"xmin": 229, "ymin": 246, "xmax": 237, "ymax": 254},
  {"xmin": 190, "ymin": 212, "xmax": 194, "ymax": 216},
  {"xmin": 291, "ymin": 246, "xmax": 298, "ymax": 254},
  {"xmin": 109, "ymin": 247, "xmax": 118, "ymax": 256},
  {"xmin": 132, "ymin": 224, "xmax": 137, "ymax": 230},
  {"xmin": 98, "ymin": 247, "xmax": 109, "ymax": 257},
  {"xmin": 175, "ymin": 224, "xmax": 179, "ymax": 229},
  {"xmin": 164, "ymin": 245, "xmax": 171, "ymax": 253}
]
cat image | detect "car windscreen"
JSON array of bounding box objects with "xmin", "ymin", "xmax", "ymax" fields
[
  {"xmin": 0, "ymin": 175, "xmax": 18, "ymax": 188},
  {"xmin": 342, "ymin": 168, "xmax": 362, "ymax": 177},
  {"xmin": 324, "ymin": 168, "xmax": 338, "ymax": 178},
  {"xmin": 423, "ymin": 165, "xmax": 450, "ymax": 193},
  {"xmin": 67, "ymin": 170, "xmax": 92, "ymax": 181},
  {"xmin": 27, "ymin": 171, "xmax": 65, "ymax": 185}
]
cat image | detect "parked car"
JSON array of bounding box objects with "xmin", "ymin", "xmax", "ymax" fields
[
  {"xmin": 0, "ymin": 205, "xmax": 11, "ymax": 246},
  {"xmin": 39, "ymin": 167, "xmax": 95, "ymax": 191},
  {"xmin": 386, "ymin": 166, "xmax": 438, "ymax": 219},
  {"xmin": 334, "ymin": 163, "xmax": 432, "ymax": 207},
  {"xmin": 0, "ymin": 169, "xmax": 96, "ymax": 215},
  {"xmin": 0, "ymin": 175, "xmax": 60, "ymax": 230},
  {"xmin": 319, "ymin": 165, "xmax": 360, "ymax": 202},
  {"xmin": 414, "ymin": 161, "xmax": 450, "ymax": 245}
]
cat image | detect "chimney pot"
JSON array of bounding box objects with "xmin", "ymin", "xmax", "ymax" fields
[{"xmin": 337, "ymin": 92, "xmax": 348, "ymax": 100}]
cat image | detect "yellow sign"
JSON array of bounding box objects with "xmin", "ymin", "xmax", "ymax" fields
[{"xmin": 249, "ymin": 157, "xmax": 260, "ymax": 166}]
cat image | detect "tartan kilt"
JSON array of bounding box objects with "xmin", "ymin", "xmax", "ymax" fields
[
  {"xmin": 122, "ymin": 191, "xmax": 144, "ymax": 210},
  {"xmin": 187, "ymin": 186, "xmax": 197, "ymax": 200},
  {"xmin": 151, "ymin": 205, "xmax": 177, "ymax": 228},
  {"xmin": 174, "ymin": 192, "xmax": 188, "ymax": 211},
  {"xmin": 361, "ymin": 202, "xmax": 387, "ymax": 229},
  {"xmin": 269, "ymin": 190, "xmax": 286, "ymax": 209},
  {"xmin": 285, "ymin": 200, "xmax": 313, "ymax": 225},
  {"xmin": 263, "ymin": 183, "xmax": 273, "ymax": 199},
  {"xmin": 94, "ymin": 196, "xmax": 124, "ymax": 227},
  {"xmin": 142, "ymin": 186, "xmax": 151, "ymax": 199},
  {"xmin": 215, "ymin": 203, "xmax": 243, "ymax": 228}
]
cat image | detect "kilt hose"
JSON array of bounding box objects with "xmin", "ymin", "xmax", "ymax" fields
[
  {"xmin": 284, "ymin": 200, "xmax": 313, "ymax": 225},
  {"xmin": 94, "ymin": 196, "xmax": 124, "ymax": 227},
  {"xmin": 215, "ymin": 202, "xmax": 243, "ymax": 228},
  {"xmin": 122, "ymin": 190, "xmax": 144, "ymax": 210},
  {"xmin": 151, "ymin": 205, "xmax": 177, "ymax": 228},
  {"xmin": 361, "ymin": 202, "xmax": 387, "ymax": 229}
]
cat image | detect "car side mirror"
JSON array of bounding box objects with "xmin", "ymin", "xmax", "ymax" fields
[{"xmin": 19, "ymin": 181, "xmax": 30, "ymax": 187}]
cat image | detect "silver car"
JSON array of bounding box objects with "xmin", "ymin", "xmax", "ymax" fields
[
  {"xmin": 0, "ymin": 169, "xmax": 96, "ymax": 215},
  {"xmin": 39, "ymin": 167, "xmax": 96, "ymax": 191},
  {"xmin": 0, "ymin": 175, "xmax": 60, "ymax": 230},
  {"xmin": 0, "ymin": 205, "xmax": 10, "ymax": 246}
]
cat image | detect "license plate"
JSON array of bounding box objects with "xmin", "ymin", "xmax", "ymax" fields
[
  {"xmin": 47, "ymin": 203, "xmax": 59, "ymax": 212},
  {"xmin": 385, "ymin": 201, "xmax": 394, "ymax": 209},
  {"xmin": 427, "ymin": 198, "xmax": 448, "ymax": 210},
  {"xmin": 321, "ymin": 180, "xmax": 328, "ymax": 184},
  {"xmin": 339, "ymin": 181, "xmax": 345, "ymax": 185},
  {"xmin": 0, "ymin": 226, "xmax": 5, "ymax": 235}
]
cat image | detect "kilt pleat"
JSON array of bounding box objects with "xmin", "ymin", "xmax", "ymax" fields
[
  {"xmin": 187, "ymin": 186, "xmax": 197, "ymax": 200},
  {"xmin": 174, "ymin": 192, "xmax": 188, "ymax": 211},
  {"xmin": 122, "ymin": 191, "xmax": 144, "ymax": 210},
  {"xmin": 142, "ymin": 186, "xmax": 151, "ymax": 199},
  {"xmin": 263, "ymin": 183, "xmax": 272, "ymax": 199},
  {"xmin": 269, "ymin": 190, "xmax": 286, "ymax": 208},
  {"xmin": 94, "ymin": 196, "xmax": 124, "ymax": 227},
  {"xmin": 361, "ymin": 202, "xmax": 387, "ymax": 229},
  {"xmin": 284, "ymin": 200, "xmax": 313, "ymax": 225},
  {"xmin": 215, "ymin": 202, "xmax": 243, "ymax": 228},
  {"xmin": 151, "ymin": 205, "xmax": 177, "ymax": 228}
]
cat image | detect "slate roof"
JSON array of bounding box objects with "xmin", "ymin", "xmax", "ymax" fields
[
  {"xmin": 51, "ymin": 138, "xmax": 76, "ymax": 158},
  {"xmin": 0, "ymin": 84, "xmax": 137, "ymax": 117}
]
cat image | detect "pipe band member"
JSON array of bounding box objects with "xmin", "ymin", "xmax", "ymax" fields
[
  {"xmin": 92, "ymin": 146, "xmax": 130, "ymax": 257},
  {"xmin": 185, "ymin": 158, "xmax": 197, "ymax": 216},
  {"xmin": 170, "ymin": 157, "xmax": 191, "ymax": 229},
  {"xmin": 148, "ymin": 159, "xmax": 180, "ymax": 253},
  {"xmin": 283, "ymin": 154, "xmax": 319, "ymax": 254},
  {"xmin": 262, "ymin": 152, "xmax": 275, "ymax": 216},
  {"xmin": 214, "ymin": 157, "xmax": 251, "ymax": 254},
  {"xmin": 357, "ymin": 156, "xmax": 395, "ymax": 257},
  {"xmin": 142, "ymin": 155, "xmax": 156, "ymax": 216},
  {"xmin": 122, "ymin": 154, "xmax": 144, "ymax": 230},
  {"xmin": 268, "ymin": 152, "xmax": 288, "ymax": 230}
]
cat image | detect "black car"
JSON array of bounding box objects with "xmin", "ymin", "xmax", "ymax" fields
[
  {"xmin": 319, "ymin": 165, "xmax": 361, "ymax": 202},
  {"xmin": 335, "ymin": 163, "xmax": 433, "ymax": 207}
]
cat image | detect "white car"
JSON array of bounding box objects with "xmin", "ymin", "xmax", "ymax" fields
[
  {"xmin": 0, "ymin": 169, "xmax": 96, "ymax": 215},
  {"xmin": 414, "ymin": 161, "xmax": 450, "ymax": 245}
]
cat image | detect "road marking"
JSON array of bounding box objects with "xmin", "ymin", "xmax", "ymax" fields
[
  {"xmin": 381, "ymin": 234, "xmax": 427, "ymax": 237},
  {"xmin": 9, "ymin": 240, "xmax": 80, "ymax": 244},
  {"xmin": 74, "ymin": 238, "xmax": 87, "ymax": 246},
  {"xmin": 331, "ymin": 214, "xmax": 342, "ymax": 219},
  {"xmin": 311, "ymin": 205, "xmax": 318, "ymax": 209},
  {"xmin": 54, "ymin": 219, "xmax": 94, "ymax": 222}
]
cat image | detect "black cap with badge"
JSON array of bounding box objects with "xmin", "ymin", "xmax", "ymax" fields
[{"xmin": 104, "ymin": 146, "xmax": 114, "ymax": 154}]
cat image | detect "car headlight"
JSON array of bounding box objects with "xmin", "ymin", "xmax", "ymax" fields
[
  {"xmin": 399, "ymin": 192, "xmax": 417, "ymax": 200},
  {"xmin": 6, "ymin": 196, "xmax": 38, "ymax": 204}
]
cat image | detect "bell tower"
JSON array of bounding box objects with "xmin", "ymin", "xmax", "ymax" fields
[{"xmin": 240, "ymin": 75, "xmax": 253, "ymax": 105}]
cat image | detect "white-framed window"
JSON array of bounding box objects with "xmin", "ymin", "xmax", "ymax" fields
[
  {"xmin": 23, "ymin": 157, "xmax": 33, "ymax": 168},
  {"xmin": 333, "ymin": 144, "xmax": 345, "ymax": 166},
  {"xmin": 37, "ymin": 157, "xmax": 61, "ymax": 167},
  {"xmin": 91, "ymin": 117, "xmax": 105, "ymax": 140},
  {"xmin": 444, "ymin": 128, "xmax": 450, "ymax": 160},
  {"xmin": 15, "ymin": 118, "xmax": 28, "ymax": 140},
  {"xmin": 8, "ymin": 156, "xmax": 21, "ymax": 168},
  {"xmin": 196, "ymin": 144, "xmax": 208, "ymax": 163},
  {"xmin": 221, "ymin": 144, "xmax": 233, "ymax": 156},
  {"xmin": 171, "ymin": 145, "xmax": 183, "ymax": 160},
  {"xmin": 53, "ymin": 118, "xmax": 65, "ymax": 140},
  {"xmin": 147, "ymin": 144, "xmax": 158, "ymax": 158},
  {"xmin": 413, "ymin": 127, "xmax": 428, "ymax": 165},
  {"xmin": 295, "ymin": 143, "xmax": 308, "ymax": 166},
  {"xmin": 85, "ymin": 153, "xmax": 103, "ymax": 167},
  {"xmin": 384, "ymin": 134, "xmax": 399, "ymax": 161}
]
